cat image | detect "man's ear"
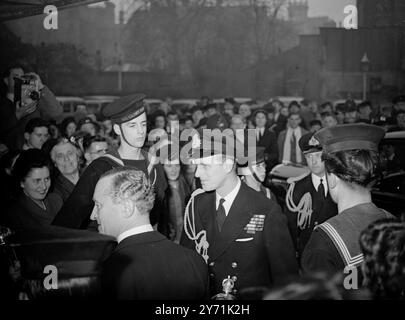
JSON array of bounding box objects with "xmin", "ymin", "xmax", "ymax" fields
[
  {"xmin": 3, "ymin": 77, "xmax": 8, "ymax": 87},
  {"xmin": 121, "ymin": 199, "xmax": 135, "ymax": 219},
  {"xmin": 327, "ymin": 173, "xmax": 338, "ymax": 189},
  {"xmin": 84, "ymin": 152, "xmax": 91, "ymax": 162},
  {"xmin": 24, "ymin": 132, "xmax": 30, "ymax": 141},
  {"xmin": 113, "ymin": 124, "xmax": 121, "ymax": 136},
  {"xmin": 223, "ymin": 158, "xmax": 235, "ymax": 174}
]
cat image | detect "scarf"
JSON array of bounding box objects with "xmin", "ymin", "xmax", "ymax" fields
[{"xmin": 282, "ymin": 127, "xmax": 302, "ymax": 164}]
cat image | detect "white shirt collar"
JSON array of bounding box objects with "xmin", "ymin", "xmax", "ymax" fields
[
  {"xmin": 311, "ymin": 173, "xmax": 328, "ymax": 196},
  {"xmin": 216, "ymin": 178, "xmax": 241, "ymax": 216},
  {"xmin": 289, "ymin": 127, "xmax": 300, "ymax": 134},
  {"xmin": 117, "ymin": 224, "xmax": 154, "ymax": 243},
  {"xmin": 6, "ymin": 93, "xmax": 14, "ymax": 103}
]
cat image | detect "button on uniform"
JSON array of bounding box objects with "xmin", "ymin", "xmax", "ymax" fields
[
  {"xmin": 231, "ymin": 262, "xmax": 238, "ymax": 269},
  {"xmin": 209, "ymin": 262, "xmax": 215, "ymax": 267}
]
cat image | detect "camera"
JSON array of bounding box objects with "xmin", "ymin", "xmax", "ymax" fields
[{"xmin": 13, "ymin": 74, "xmax": 41, "ymax": 106}]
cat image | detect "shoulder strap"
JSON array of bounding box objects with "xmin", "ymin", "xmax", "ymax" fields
[
  {"xmin": 285, "ymin": 179, "xmax": 313, "ymax": 230},
  {"xmin": 316, "ymin": 222, "xmax": 364, "ymax": 268},
  {"xmin": 183, "ymin": 188, "xmax": 209, "ymax": 263},
  {"xmin": 100, "ymin": 154, "xmax": 124, "ymax": 166}
]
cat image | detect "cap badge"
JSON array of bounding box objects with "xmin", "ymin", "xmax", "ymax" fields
[{"xmin": 309, "ymin": 136, "xmax": 320, "ymax": 147}]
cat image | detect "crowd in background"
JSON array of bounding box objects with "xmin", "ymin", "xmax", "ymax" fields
[{"xmin": 1, "ymin": 65, "xmax": 405, "ymax": 300}]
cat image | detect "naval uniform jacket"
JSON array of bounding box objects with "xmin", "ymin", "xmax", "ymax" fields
[
  {"xmin": 301, "ymin": 203, "xmax": 394, "ymax": 275},
  {"xmin": 180, "ymin": 182, "xmax": 298, "ymax": 296},
  {"xmin": 284, "ymin": 174, "xmax": 338, "ymax": 261},
  {"xmin": 101, "ymin": 231, "xmax": 209, "ymax": 300},
  {"xmin": 52, "ymin": 149, "xmax": 167, "ymax": 230}
]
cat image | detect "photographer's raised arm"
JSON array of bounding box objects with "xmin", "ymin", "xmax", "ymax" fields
[{"xmin": 37, "ymin": 85, "xmax": 63, "ymax": 121}]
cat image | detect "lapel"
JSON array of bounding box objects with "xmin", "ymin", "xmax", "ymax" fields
[
  {"xmin": 57, "ymin": 173, "xmax": 75, "ymax": 194},
  {"xmin": 209, "ymin": 183, "xmax": 254, "ymax": 261},
  {"xmin": 257, "ymin": 128, "xmax": 265, "ymax": 144},
  {"xmin": 198, "ymin": 191, "xmax": 217, "ymax": 236},
  {"xmin": 20, "ymin": 194, "xmax": 46, "ymax": 215}
]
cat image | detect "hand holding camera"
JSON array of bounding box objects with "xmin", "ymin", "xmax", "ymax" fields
[
  {"xmin": 13, "ymin": 73, "xmax": 42, "ymax": 108},
  {"xmin": 24, "ymin": 72, "xmax": 44, "ymax": 90},
  {"xmin": 15, "ymin": 101, "xmax": 37, "ymax": 120}
]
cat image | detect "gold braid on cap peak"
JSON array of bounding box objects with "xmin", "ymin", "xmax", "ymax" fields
[
  {"xmin": 183, "ymin": 188, "xmax": 209, "ymax": 263},
  {"xmin": 285, "ymin": 179, "xmax": 313, "ymax": 230}
]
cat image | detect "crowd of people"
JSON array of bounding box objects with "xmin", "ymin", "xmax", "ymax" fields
[{"xmin": 0, "ymin": 64, "xmax": 404, "ymax": 300}]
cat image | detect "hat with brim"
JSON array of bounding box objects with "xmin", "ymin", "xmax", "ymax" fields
[
  {"xmin": 299, "ymin": 133, "xmax": 322, "ymax": 154},
  {"xmin": 237, "ymin": 146, "xmax": 265, "ymax": 175},
  {"xmin": 189, "ymin": 129, "xmax": 242, "ymax": 163},
  {"xmin": 314, "ymin": 124, "xmax": 385, "ymax": 154},
  {"xmin": 101, "ymin": 93, "xmax": 146, "ymax": 124}
]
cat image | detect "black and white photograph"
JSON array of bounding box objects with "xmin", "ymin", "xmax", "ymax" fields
[{"xmin": 0, "ymin": 0, "xmax": 404, "ymax": 306}]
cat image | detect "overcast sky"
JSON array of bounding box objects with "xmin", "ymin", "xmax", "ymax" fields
[
  {"xmin": 308, "ymin": 0, "xmax": 356, "ymax": 24},
  {"xmin": 104, "ymin": 0, "xmax": 359, "ymax": 25}
]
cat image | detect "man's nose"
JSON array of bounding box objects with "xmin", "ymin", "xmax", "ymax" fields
[
  {"xmin": 195, "ymin": 165, "xmax": 202, "ymax": 178},
  {"xmin": 90, "ymin": 207, "xmax": 97, "ymax": 221}
]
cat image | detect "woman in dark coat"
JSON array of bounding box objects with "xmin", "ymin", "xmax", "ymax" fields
[{"xmin": 6, "ymin": 149, "xmax": 62, "ymax": 230}]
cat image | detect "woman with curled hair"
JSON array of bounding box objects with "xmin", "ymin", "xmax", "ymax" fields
[
  {"xmin": 302, "ymin": 124, "xmax": 394, "ymax": 277},
  {"xmin": 5, "ymin": 149, "xmax": 63, "ymax": 230},
  {"xmin": 360, "ymin": 218, "xmax": 405, "ymax": 300}
]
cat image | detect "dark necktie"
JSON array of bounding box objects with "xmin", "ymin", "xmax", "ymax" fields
[
  {"xmin": 318, "ymin": 179, "xmax": 326, "ymax": 199},
  {"xmin": 216, "ymin": 198, "xmax": 226, "ymax": 232},
  {"xmin": 290, "ymin": 131, "xmax": 297, "ymax": 164}
]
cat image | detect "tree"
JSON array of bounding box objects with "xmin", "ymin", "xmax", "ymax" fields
[{"xmin": 122, "ymin": 0, "xmax": 292, "ymax": 97}]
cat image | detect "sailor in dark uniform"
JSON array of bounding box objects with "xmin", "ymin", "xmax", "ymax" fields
[
  {"xmin": 284, "ymin": 133, "xmax": 338, "ymax": 262},
  {"xmin": 302, "ymin": 124, "xmax": 395, "ymax": 276},
  {"xmin": 180, "ymin": 132, "xmax": 298, "ymax": 297},
  {"xmin": 237, "ymin": 146, "xmax": 276, "ymax": 201},
  {"xmin": 52, "ymin": 94, "xmax": 168, "ymax": 230}
]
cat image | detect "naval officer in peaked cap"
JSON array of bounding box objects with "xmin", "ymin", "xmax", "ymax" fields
[
  {"xmin": 180, "ymin": 131, "xmax": 298, "ymax": 297},
  {"xmin": 52, "ymin": 94, "xmax": 168, "ymax": 231},
  {"xmin": 301, "ymin": 124, "xmax": 394, "ymax": 276},
  {"xmin": 284, "ymin": 132, "xmax": 338, "ymax": 264}
]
